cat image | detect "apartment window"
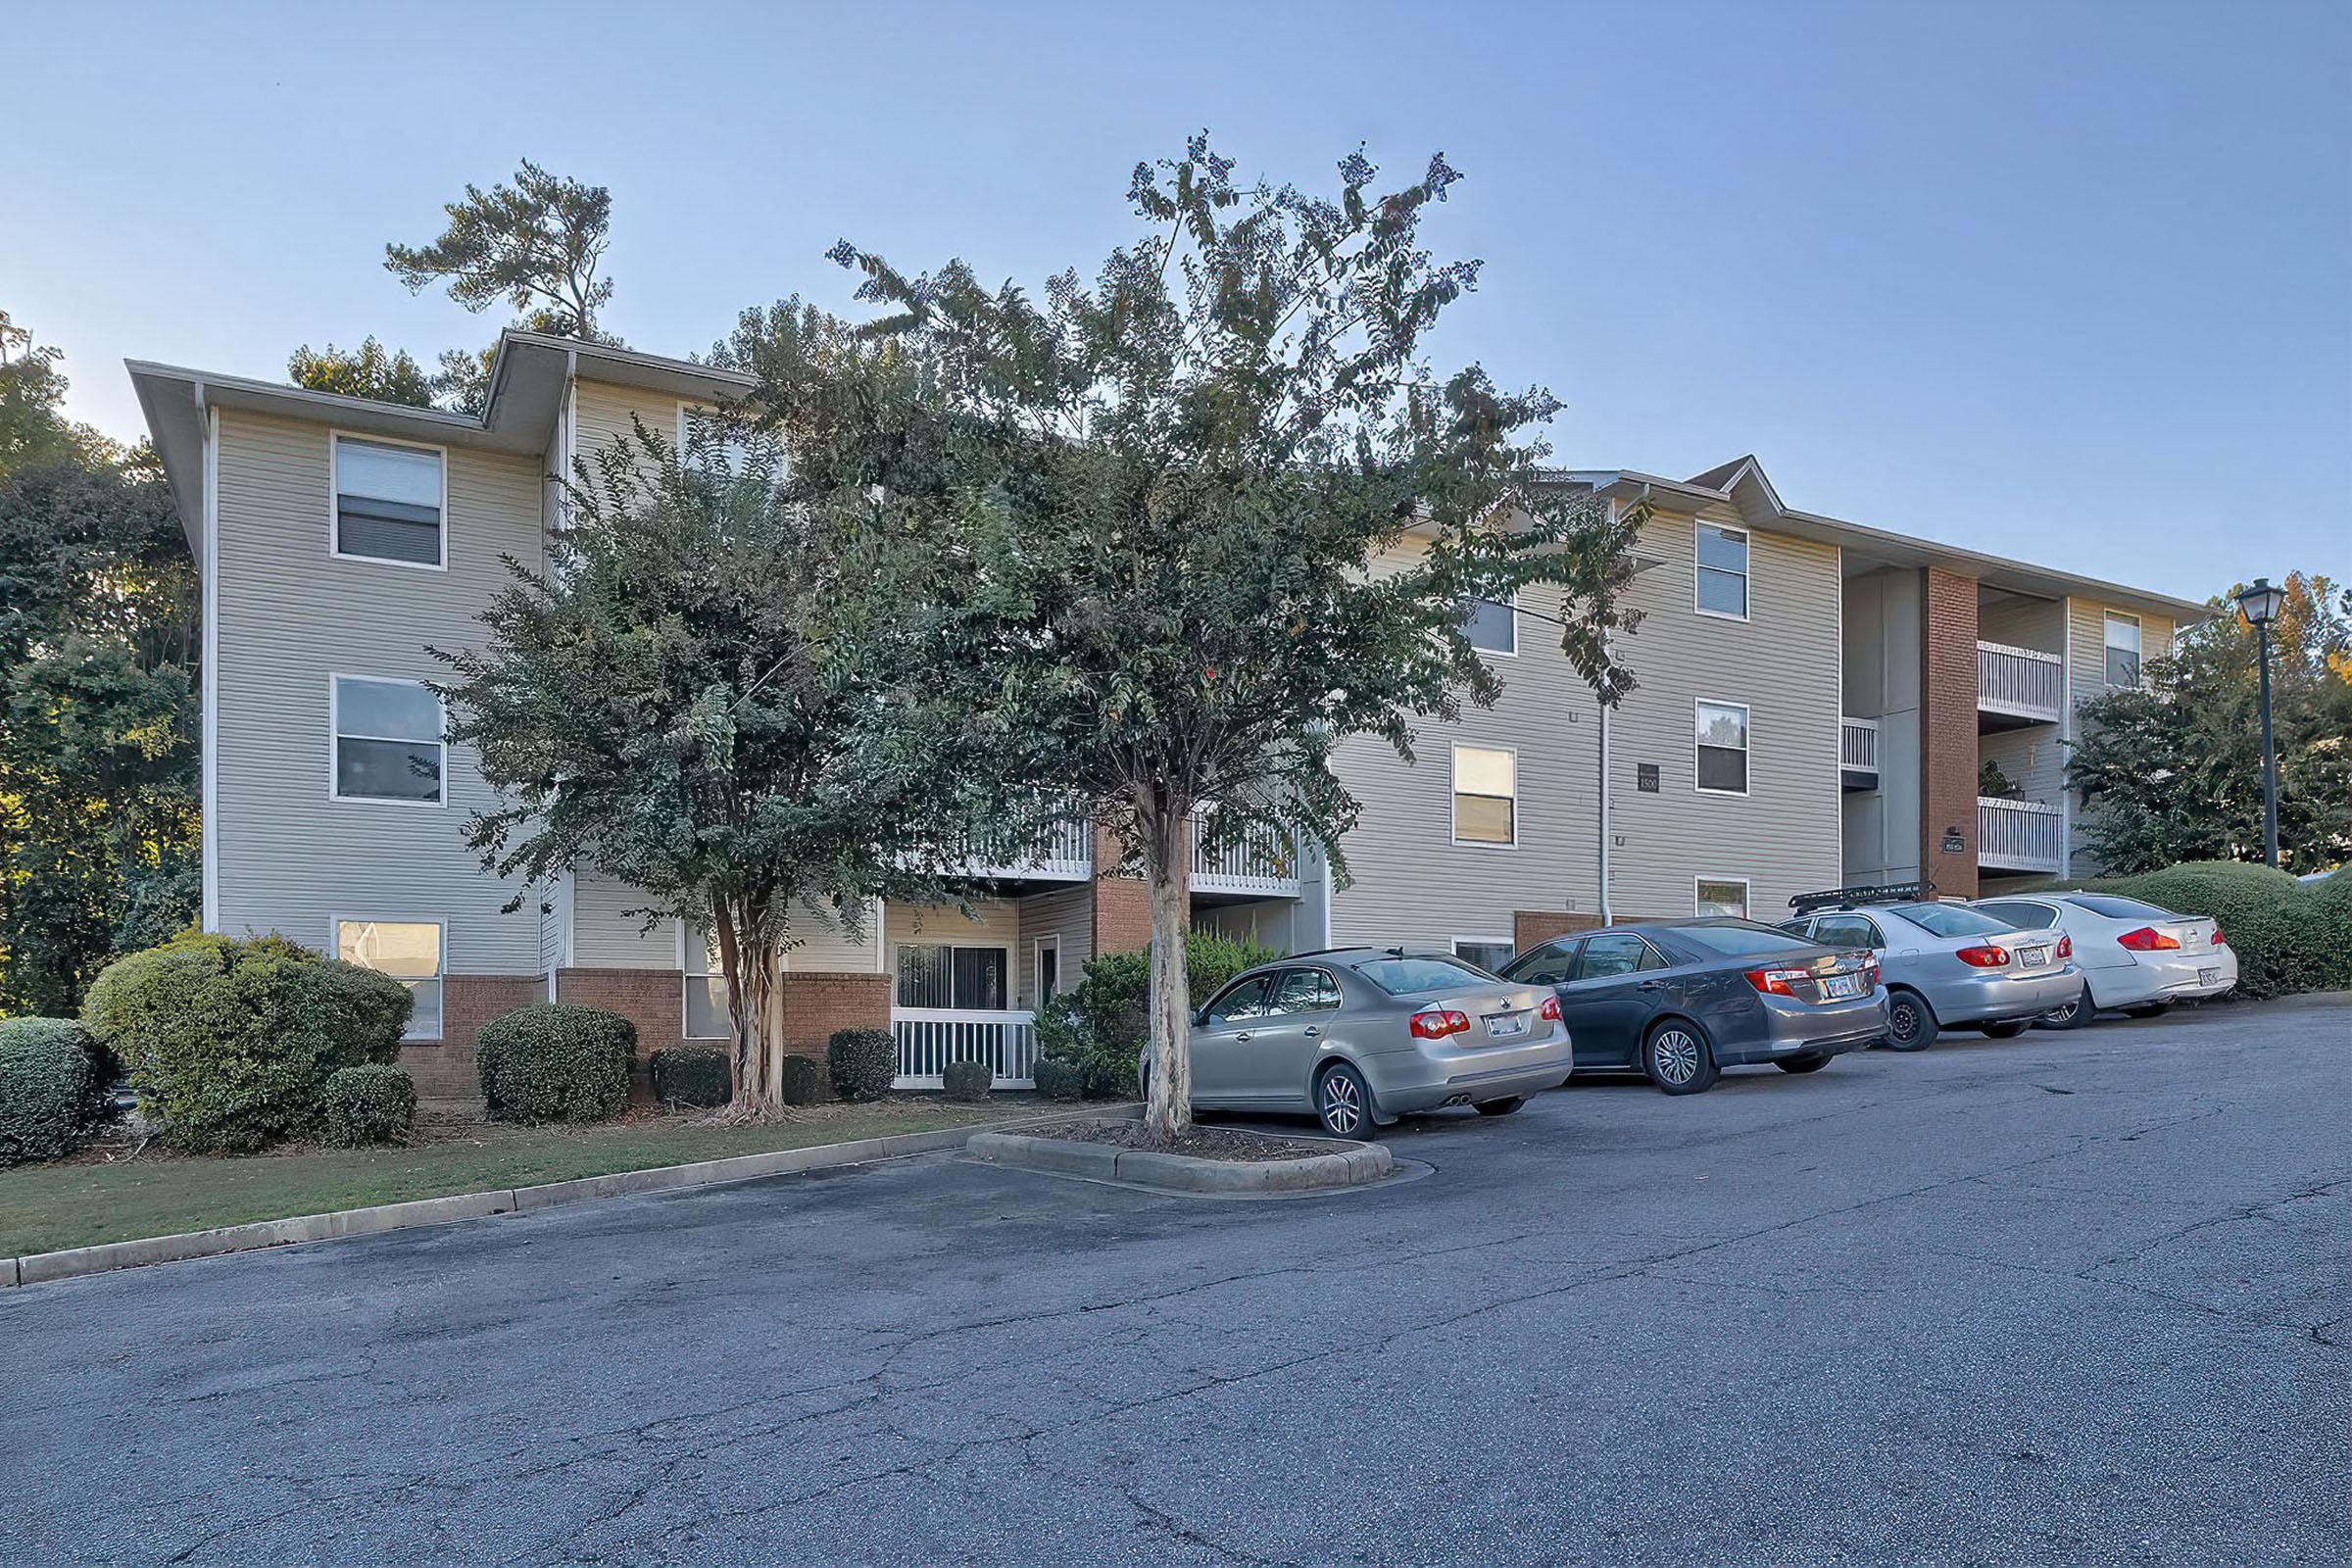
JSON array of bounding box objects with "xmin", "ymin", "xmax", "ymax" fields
[
  {"xmin": 1695, "ymin": 522, "xmax": 1749, "ymax": 618},
  {"xmin": 1695, "ymin": 701, "xmax": 1750, "ymax": 795},
  {"xmin": 332, "ymin": 676, "xmax": 444, "ymax": 804},
  {"xmin": 682, "ymin": 924, "xmax": 731, "ymax": 1040},
  {"xmin": 1453, "ymin": 938, "xmax": 1516, "ymax": 974},
  {"xmin": 896, "ymin": 944, "xmax": 1007, "ymax": 1010},
  {"xmin": 1451, "ymin": 745, "xmax": 1517, "ymax": 845},
  {"xmin": 333, "ymin": 435, "xmax": 445, "ymax": 566},
  {"xmin": 1461, "ymin": 595, "xmax": 1517, "ymax": 656},
  {"xmin": 1695, "ymin": 878, "xmax": 1750, "ymax": 919},
  {"xmin": 2104, "ymin": 612, "xmax": 2142, "ymax": 689},
  {"xmin": 336, "ymin": 919, "xmax": 444, "ymax": 1039}
]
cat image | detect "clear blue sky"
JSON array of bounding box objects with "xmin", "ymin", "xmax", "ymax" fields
[{"xmin": 13, "ymin": 0, "xmax": 2347, "ymax": 600}]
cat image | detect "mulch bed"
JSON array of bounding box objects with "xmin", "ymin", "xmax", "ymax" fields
[{"xmin": 1031, "ymin": 1119, "xmax": 1332, "ymax": 1161}]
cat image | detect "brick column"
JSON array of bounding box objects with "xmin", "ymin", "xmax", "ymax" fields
[
  {"xmin": 1920, "ymin": 566, "xmax": 1981, "ymax": 899},
  {"xmin": 1090, "ymin": 822, "xmax": 1165, "ymax": 956}
]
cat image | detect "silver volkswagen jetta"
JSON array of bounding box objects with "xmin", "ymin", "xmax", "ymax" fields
[{"xmin": 1144, "ymin": 949, "xmax": 1575, "ymax": 1138}]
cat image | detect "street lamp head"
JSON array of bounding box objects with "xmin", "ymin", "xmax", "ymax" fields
[{"xmin": 2236, "ymin": 576, "xmax": 2286, "ymax": 627}]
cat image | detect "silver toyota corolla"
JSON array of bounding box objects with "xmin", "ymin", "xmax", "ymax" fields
[
  {"xmin": 1785, "ymin": 896, "xmax": 2082, "ymax": 1051},
  {"xmin": 1144, "ymin": 948, "xmax": 1575, "ymax": 1138}
]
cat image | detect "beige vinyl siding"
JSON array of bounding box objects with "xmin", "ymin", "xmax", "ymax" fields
[
  {"xmin": 1016, "ymin": 884, "xmax": 1094, "ymax": 1006},
  {"xmin": 573, "ymin": 378, "xmax": 682, "ymax": 473},
  {"xmin": 570, "ymin": 872, "xmax": 675, "ymax": 967},
  {"xmin": 1607, "ymin": 504, "xmax": 1843, "ymax": 919},
  {"xmin": 210, "ymin": 411, "xmax": 543, "ymax": 973},
  {"xmin": 789, "ymin": 899, "xmax": 881, "ymax": 971},
  {"xmin": 1978, "ymin": 592, "xmax": 2066, "ymax": 654},
  {"xmin": 1980, "ymin": 727, "xmax": 2065, "ymax": 808}
]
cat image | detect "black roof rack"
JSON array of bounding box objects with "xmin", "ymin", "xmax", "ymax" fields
[{"xmin": 1789, "ymin": 880, "xmax": 1936, "ymax": 916}]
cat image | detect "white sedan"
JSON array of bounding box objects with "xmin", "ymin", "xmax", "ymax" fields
[{"xmin": 1971, "ymin": 892, "xmax": 2237, "ymax": 1026}]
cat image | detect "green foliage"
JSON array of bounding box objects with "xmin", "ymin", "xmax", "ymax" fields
[
  {"xmin": 778, "ymin": 1053, "xmax": 828, "ymax": 1106},
  {"xmin": 827, "ymin": 1028, "xmax": 896, "ymax": 1102},
  {"xmin": 1978, "ymin": 758, "xmax": 2020, "ymax": 800},
  {"xmin": 2074, "ymin": 860, "xmax": 2349, "ymax": 1002},
  {"xmin": 0, "ymin": 1016, "xmax": 100, "ymax": 1165},
  {"xmin": 1, "ymin": 310, "xmax": 115, "ymax": 477},
  {"xmin": 474, "ymin": 1004, "xmax": 635, "ymax": 1124},
  {"xmin": 1034, "ymin": 931, "xmax": 1281, "ymax": 1097},
  {"xmin": 650, "ymin": 1046, "xmax": 732, "ymax": 1108},
  {"xmin": 1030, "ymin": 1055, "xmax": 1085, "ymax": 1102},
  {"xmin": 79, "ymin": 931, "xmax": 413, "ymax": 1152},
  {"xmin": 942, "ymin": 1058, "xmax": 992, "ymax": 1102},
  {"xmin": 385, "ymin": 159, "xmax": 616, "ymax": 338},
  {"xmin": 321, "ymin": 1064, "xmax": 416, "ymax": 1147},
  {"xmin": 287, "ymin": 338, "xmax": 436, "ymax": 409}
]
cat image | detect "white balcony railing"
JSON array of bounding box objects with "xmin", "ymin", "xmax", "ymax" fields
[
  {"xmin": 1979, "ymin": 797, "xmax": 2064, "ymax": 874},
  {"xmin": 892, "ymin": 1007, "xmax": 1037, "ymax": 1089},
  {"xmin": 1840, "ymin": 715, "xmax": 1881, "ymax": 773},
  {"xmin": 1978, "ymin": 640, "xmax": 2064, "ymax": 722},
  {"xmin": 1191, "ymin": 815, "xmax": 1303, "ymax": 897},
  {"xmin": 947, "ymin": 810, "xmax": 1094, "ymax": 882}
]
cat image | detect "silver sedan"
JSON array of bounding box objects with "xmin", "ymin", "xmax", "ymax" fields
[
  {"xmin": 1146, "ymin": 949, "xmax": 1575, "ymax": 1138},
  {"xmin": 1786, "ymin": 900, "xmax": 2082, "ymax": 1050}
]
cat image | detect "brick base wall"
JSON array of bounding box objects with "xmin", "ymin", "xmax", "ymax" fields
[
  {"xmin": 403, "ymin": 973, "xmax": 545, "ymax": 1106},
  {"xmin": 555, "ymin": 967, "xmax": 687, "ymax": 1064},
  {"xmin": 777, "ymin": 971, "xmax": 892, "ymax": 1057},
  {"xmin": 1515, "ymin": 910, "xmax": 1605, "ymax": 952}
]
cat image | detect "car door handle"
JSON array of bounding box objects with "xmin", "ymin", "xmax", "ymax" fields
[
  {"xmin": 1233, "ymin": 1031, "xmax": 1250, "ymax": 1042},
  {"xmin": 1303, "ymin": 1026, "xmax": 1321, "ymax": 1038},
  {"xmin": 1636, "ymin": 979, "xmax": 1666, "ymax": 991}
]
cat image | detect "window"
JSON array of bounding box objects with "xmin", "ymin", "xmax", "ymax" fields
[
  {"xmin": 333, "ymin": 435, "xmax": 444, "ymax": 566},
  {"xmin": 1694, "ymin": 877, "xmax": 1750, "ymax": 918},
  {"xmin": 1452, "ymin": 938, "xmax": 1516, "ymax": 974},
  {"xmin": 1203, "ymin": 974, "xmax": 1274, "ymax": 1026},
  {"xmin": 332, "ymin": 676, "xmax": 444, "ymax": 804},
  {"xmin": 1694, "ymin": 703, "xmax": 1750, "ymax": 795},
  {"xmin": 1695, "ymin": 522, "xmax": 1749, "ymax": 618},
  {"xmin": 1577, "ymin": 933, "xmax": 1665, "ymax": 979},
  {"xmin": 1811, "ymin": 913, "xmax": 1885, "ymax": 950},
  {"xmin": 1035, "ymin": 937, "xmax": 1060, "ymax": 1004},
  {"xmin": 895, "ymin": 943, "xmax": 1006, "ymax": 1009},
  {"xmin": 335, "ymin": 919, "xmax": 443, "ymax": 1039},
  {"xmin": 1352, "ymin": 956, "xmax": 1494, "ymax": 996},
  {"xmin": 1978, "ymin": 900, "xmax": 2059, "ymax": 930},
  {"xmin": 683, "ymin": 925, "xmax": 731, "ymax": 1040},
  {"xmin": 1891, "ymin": 902, "xmax": 2009, "ymax": 938},
  {"xmin": 1502, "ymin": 941, "xmax": 1581, "ymax": 987},
  {"xmin": 1461, "ymin": 596, "xmax": 1517, "ymax": 656},
  {"xmin": 1452, "ymin": 745, "xmax": 1517, "ymax": 845},
  {"xmin": 2104, "ymin": 612, "xmax": 2142, "ymax": 689},
  {"xmin": 1268, "ymin": 968, "xmax": 1344, "ymax": 1013}
]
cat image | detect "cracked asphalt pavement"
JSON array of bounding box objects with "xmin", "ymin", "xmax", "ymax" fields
[{"xmin": 7, "ymin": 999, "xmax": 2345, "ymax": 1566}]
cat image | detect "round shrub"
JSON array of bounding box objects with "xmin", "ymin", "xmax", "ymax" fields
[
  {"xmin": 828, "ymin": 1027, "xmax": 897, "ymax": 1102},
  {"xmin": 942, "ymin": 1058, "xmax": 992, "ymax": 1102},
  {"xmin": 0, "ymin": 1017, "xmax": 99, "ymax": 1165},
  {"xmin": 322, "ymin": 1064, "xmax": 416, "ymax": 1147},
  {"xmin": 1033, "ymin": 931, "xmax": 1278, "ymax": 1098},
  {"xmin": 1031, "ymin": 1055, "xmax": 1085, "ymax": 1102},
  {"xmin": 650, "ymin": 1046, "xmax": 731, "ymax": 1108},
  {"xmin": 778, "ymin": 1053, "xmax": 828, "ymax": 1106},
  {"xmin": 80, "ymin": 932, "xmax": 414, "ymax": 1153},
  {"xmin": 474, "ymin": 1004, "xmax": 635, "ymax": 1124}
]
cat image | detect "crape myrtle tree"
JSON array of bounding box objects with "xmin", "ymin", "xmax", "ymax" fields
[
  {"xmin": 780, "ymin": 137, "xmax": 1642, "ymax": 1142},
  {"xmin": 434, "ymin": 424, "xmax": 980, "ymax": 1108}
]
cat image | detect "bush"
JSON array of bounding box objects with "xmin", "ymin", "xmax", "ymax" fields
[
  {"xmin": 80, "ymin": 931, "xmax": 413, "ymax": 1153},
  {"xmin": 321, "ymin": 1064, "xmax": 416, "ymax": 1147},
  {"xmin": 1033, "ymin": 930, "xmax": 1281, "ymax": 1097},
  {"xmin": 828, "ymin": 1027, "xmax": 896, "ymax": 1102},
  {"xmin": 778, "ymin": 1053, "xmax": 828, "ymax": 1106},
  {"xmin": 943, "ymin": 1058, "xmax": 992, "ymax": 1102},
  {"xmin": 650, "ymin": 1046, "xmax": 732, "ymax": 1108},
  {"xmin": 1031, "ymin": 1054, "xmax": 1085, "ymax": 1102},
  {"xmin": 0, "ymin": 1017, "xmax": 100, "ymax": 1165},
  {"xmin": 2075, "ymin": 860, "xmax": 2344, "ymax": 1002},
  {"xmin": 475, "ymin": 1004, "xmax": 635, "ymax": 1124}
]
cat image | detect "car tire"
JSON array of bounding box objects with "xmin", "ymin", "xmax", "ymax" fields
[
  {"xmin": 1775, "ymin": 1053, "xmax": 1831, "ymax": 1073},
  {"xmin": 1884, "ymin": 989, "xmax": 1939, "ymax": 1052},
  {"xmin": 1315, "ymin": 1061, "xmax": 1375, "ymax": 1139},
  {"xmin": 2124, "ymin": 1001, "xmax": 2171, "ymax": 1019},
  {"xmin": 1473, "ymin": 1096, "xmax": 1526, "ymax": 1116},
  {"xmin": 2039, "ymin": 983, "xmax": 2097, "ymax": 1030},
  {"xmin": 1980, "ymin": 1020, "xmax": 2030, "ymax": 1039},
  {"xmin": 1642, "ymin": 1020, "xmax": 1718, "ymax": 1095}
]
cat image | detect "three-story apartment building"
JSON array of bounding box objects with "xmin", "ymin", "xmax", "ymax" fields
[{"xmin": 128, "ymin": 331, "xmax": 2206, "ymax": 1101}]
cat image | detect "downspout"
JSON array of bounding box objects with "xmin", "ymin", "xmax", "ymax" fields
[
  {"xmin": 1597, "ymin": 692, "xmax": 1612, "ymax": 925},
  {"xmin": 196, "ymin": 382, "xmax": 219, "ymax": 933}
]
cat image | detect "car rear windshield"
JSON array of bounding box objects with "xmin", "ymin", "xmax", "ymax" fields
[
  {"xmin": 1892, "ymin": 903, "xmax": 2010, "ymax": 938},
  {"xmin": 2063, "ymin": 894, "xmax": 2175, "ymax": 921},
  {"xmin": 1671, "ymin": 922, "xmax": 1818, "ymax": 958},
  {"xmin": 1352, "ymin": 956, "xmax": 1493, "ymax": 996}
]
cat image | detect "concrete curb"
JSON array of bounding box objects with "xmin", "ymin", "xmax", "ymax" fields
[
  {"xmin": 5, "ymin": 1103, "xmax": 1137, "ymax": 1291},
  {"xmin": 966, "ymin": 1127, "xmax": 1392, "ymax": 1194}
]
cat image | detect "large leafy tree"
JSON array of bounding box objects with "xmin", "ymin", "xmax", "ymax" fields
[
  {"xmin": 2069, "ymin": 571, "xmax": 2352, "ymax": 875},
  {"xmin": 770, "ymin": 138, "xmax": 1641, "ymax": 1142},
  {"xmin": 286, "ymin": 337, "xmax": 436, "ymax": 409}
]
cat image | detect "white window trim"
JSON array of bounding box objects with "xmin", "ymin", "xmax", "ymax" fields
[
  {"xmin": 328, "ymin": 672, "xmax": 448, "ymax": 808},
  {"xmin": 1465, "ymin": 591, "xmax": 1520, "ymax": 659},
  {"xmin": 1693, "ymin": 699, "xmax": 1752, "ymax": 799},
  {"xmin": 328, "ymin": 429, "xmax": 450, "ymax": 572},
  {"xmin": 677, "ymin": 919, "xmax": 733, "ymax": 1040},
  {"xmin": 1450, "ymin": 935, "xmax": 1517, "ymax": 969},
  {"xmin": 2103, "ymin": 610, "xmax": 2144, "ymax": 689},
  {"xmin": 1692, "ymin": 876, "xmax": 1752, "ymax": 919},
  {"xmin": 1692, "ymin": 519, "xmax": 1751, "ymax": 623},
  {"xmin": 1449, "ymin": 742, "xmax": 1520, "ymax": 849},
  {"xmin": 330, "ymin": 915, "xmax": 447, "ymax": 1041}
]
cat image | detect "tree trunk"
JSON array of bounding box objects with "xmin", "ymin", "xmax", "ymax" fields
[
  {"xmin": 1142, "ymin": 804, "xmax": 1193, "ymax": 1145},
  {"xmin": 713, "ymin": 893, "xmax": 783, "ymax": 1108}
]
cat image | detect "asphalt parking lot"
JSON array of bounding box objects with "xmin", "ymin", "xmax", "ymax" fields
[{"xmin": 6, "ymin": 999, "xmax": 2346, "ymax": 1567}]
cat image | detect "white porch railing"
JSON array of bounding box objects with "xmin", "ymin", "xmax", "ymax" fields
[
  {"xmin": 892, "ymin": 1007, "xmax": 1038, "ymax": 1089},
  {"xmin": 1979, "ymin": 797, "xmax": 2064, "ymax": 873},
  {"xmin": 1191, "ymin": 816, "xmax": 1302, "ymax": 897},
  {"xmin": 1840, "ymin": 715, "xmax": 1880, "ymax": 773},
  {"xmin": 1978, "ymin": 640, "xmax": 2064, "ymax": 722},
  {"xmin": 948, "ymin": 811, "xmax": 1094, "ymax": 882}
]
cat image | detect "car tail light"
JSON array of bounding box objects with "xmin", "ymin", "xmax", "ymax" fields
[
  {"xmin": 1954, "ymin": 944, "xmax": 2010, "ymax": 968},
  {"xmin": 2056, "ymin": 935, "xmax": 2073, "ymax": 960},
  {"xmin": 1743, "ymin": 966, "xmax": 1810, "ymax": 997},
  {"xmin": 1409, "ymin": 1007, "xmax": 1470, "ymax": 1040},
  {"xmin": 2117, "ymin": 927, "xmax": 2179, "ymax": 952},
  {"xmin": 1863, "ymin": 960, "xmax": 1882, "ymax": 989},
  {"xmin": 2210, "ymin": 929, "xmax": 2228, "ymax": 948},
  {"xmin": 1538, "ymin": 995, "xmax": 1562, "ymax": 1022}
]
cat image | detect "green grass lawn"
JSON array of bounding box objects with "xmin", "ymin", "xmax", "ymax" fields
[{"xmin": 0, "ymin": 1100, "xmax": 1018, "ymax": 1257}]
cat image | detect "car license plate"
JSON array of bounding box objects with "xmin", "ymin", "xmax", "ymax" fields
[
  {"xmin": 1821, "ymin": 974, "xmax": 1862, "ymax": 1000},
  {"xmin": 1486, "ymin": 1012, "xmax": 1528, "ymax": 1039},
  {"xmin": 2018, "ymin": 946, "xmax": 2046, "ymax": 967},
  {"xmin": 2199, "ymin": 967, "xmax": 2219, "ymax": 985}
]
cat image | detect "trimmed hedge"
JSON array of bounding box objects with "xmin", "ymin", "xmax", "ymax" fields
[
  {"xmin": 778, "ymin": 1053, "xmax": 828, "ymax": 1106},
  {"xmin": 942, "ymin": 1058, "xmax": 992, "ymax": 1102},
  {"xmin": 80, "ymin": 931, "xmax": 413, "ymax": 1153},
  {"xmin": 475, "ymin": 1004, "xmax": 635, "ymax": 1124},
  {"xmin": 828, "ymin": 1028, "xmax": 896, "ymax": 1102},
  {"xmin": 1031, "ymin": 1055, "xmax": 1085, "ymax": 1102},
  {"xmin": 322, "ymin": 1064, "xmax": 416, "ymax": 1147},
  {"xmin": 2055, "ymin": 860, "xmax": 2352, "ymax": 1002},
  {"xmin": 0, "ymin": 1017, "xmax": 100, "ymax": 1166},
  {"xmin": 650, "ymin": 1046, "xmax": 731, "ymax": 1108},
  {"xmin": 1033, "ymin": 930, "xmax": 1281, "ymax": 1098}
]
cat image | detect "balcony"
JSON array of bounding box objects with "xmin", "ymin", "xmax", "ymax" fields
[
  {"xmin": 1979, "ymin": 640, "xmax": 2064, "ymax": 730},
  {"xmin": 945, "ymin": 809, "xmax": 1095, "ymax": 883},
  {"xmin": 1191, "ymin": 813, "xmax": 1303, "ymax": 899},
  {"xmin": 1979, "ymin": 797, "xmax": 2063, "ymax": 874},
  {"xmin": 891, "ymin": 1007, "xmax": 1037, "ymax": 1089},
  {"xmin": 1839, "ymin": 715, "xmax": 1880, "ymax": 792}
]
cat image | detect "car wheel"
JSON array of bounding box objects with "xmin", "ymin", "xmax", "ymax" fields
[
  {"xmin": 1642, "ymin": 1020, "xmax": 1718, "ymax": 1095},
  {"xmin": 1775, "ymin": 1053, "xmax": 1831, "ymax": 1073},
  {"xmin": 1884, "ymin": 989, "xmax": 1939, "ymax": 1052},
  {"xmin": 2039, "ymin": 983, "xmax": 2097, "ymax": 1030},
  {"xmin": 1980, "ymin": 1020, "xmax": 2030, "ymax": 1039},
  {"xmin": 2124, "ymin": 1001, "xmax": 2171, "ymax": 1019},
  {"xmin": 1315, "ymin": 1061, "xmax": 1375, "ymax": 1138},
  {"xmin": 1473, "ymin": 1096, "xmax": 1526, "ymax": 1116}
]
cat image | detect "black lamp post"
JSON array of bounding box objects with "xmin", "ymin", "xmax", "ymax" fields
[{"xmin": 2234, "ymin": 576, "xmax": 2286, "ymax": 867}]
